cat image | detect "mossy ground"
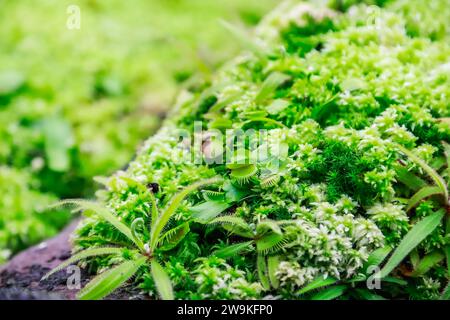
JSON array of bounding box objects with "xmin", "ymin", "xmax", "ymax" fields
[{"xmin": 47, "ymin": 0, "xmax": 450, "ymax": 299}]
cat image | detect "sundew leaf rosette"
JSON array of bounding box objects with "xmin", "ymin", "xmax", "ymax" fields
[{"xmin": 49, "ymin": 0, "xmax": 450, "ymax": 300}]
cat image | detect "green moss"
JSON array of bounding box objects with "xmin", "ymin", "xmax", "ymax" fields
[
  {"xmin": 69, "ymin": 0, "xmax": 450, "ymax": 299},
  {"xmin": 306, "ymin": 141, "xmax": 376, "ymax": 204}
]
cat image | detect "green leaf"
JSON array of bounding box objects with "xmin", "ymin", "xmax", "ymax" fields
[
  {"xmin": 310, "ymin": 285, "xmax": 347, "ymax": 300},
  {"xmin": 78, "ymin": 256, "xmax": 146, "ymax": 300},
  {"xmin": 410, "ymin": 251, "xmax": 445, "ymax": 277},
  {"xmin": 213, "ymin": 241, "xmax": 253, "ymax": 259},
  {"xmin": 379, "ymin": 209, "xmax": 445, "ymax": 278},
  {"xmin": 406, "ymin": 186, "xmax": 443, "ymax": 212},
  {"xmin": 397, "ymin": 144, "xmax": 448, "ymax": 201},
  {"xmin": 42, "ymin": 117, "xmax": 74, "ymax": 172},
  {"xmin": 149, "ymin": 191, "xmax": 159, "ymax": 230},
  {"xmin": 223, "ymin": 180, "xmax": 249, "ymax": 203},
  {"xmin": 208, "ymin": 92, "xmax": 241, "ymax": 113},
  {"xmin": 443, "ymin": 141, "xmax": 450, "ymax": 191},
  {"xmin": 354, "ymin": 289, "xmax": 386, "ymax": 300},
  {"xmin": 441, "ymin": 282, "xmax": 450, "ymax": 300},
  {"xmin": 158, "ymin": 223, "xmax": 190, "ymax": 251},
  {"xmin": 190, "ymin": 200, "xmax": 231, "ymax": 223},
  {"xmin": 257, "ymin": 254, "xmax": 270, "ymax": 290},
  {"xmin": 54, "ymin": 200, "xmax": 142, "ymax": 250},
  {"xmin": 394, "ymin": 166, "xmax": 428, "ymax": 191},
  {"xmin": 150, "ymin": 177, "xmax": 222, "ymax": 250},
  {"xmin": 410, "ymin": 249, "xmax": 420, "ymax": 269},
  {"xmin": 363, "ymin": 246, "xmax": 392, "ymax": 272},
  {"xmin": 298, "ymin": 276, "xmax": 338, "ymax": 295},
  {"xmin": 151, "ymin": 260, "xmax": 174, "ymax": 300},
  {"xmin": 241, "ymin": 117, "xmax": 287, "ymax": 130},
  {"xmin": 446, "ymin": 246, "xmax": 450, "ymax": 277},
  {"xmin": 131, "ymin": 218, "xmax": 145, "ymax": 251},
  {"xmin": 255, "ymin": 72, "xmax": 290, "ymax": 103},
  {"xmin": 311, "ymin": 95, "xmax": 338, "ymax": 124},
  {"xmin": 256, "ymin": 233, "xmax": 285, "ymax": 254},
  {"xmin": 42, "ymin": 247, "xmax": 124, "ymax": 280},
  {"xmin": 381, "ymin": 276, "xmax": 408, "ymax": 286},
  {"xmin": 208, "ymin": 117, "xmax": 233, "ymax": 130},
  {"xmin": 267, "ymin": 255, "xmax": 281, "ymax": 289},
  {"xmin": 442, "ymin": 141, "xmax": 450, "ymax": 171}
]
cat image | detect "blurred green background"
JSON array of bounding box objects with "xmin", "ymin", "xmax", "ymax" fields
[{"xmin": 0, "ymin": 0, "xmax": 277, "ymax": 263}]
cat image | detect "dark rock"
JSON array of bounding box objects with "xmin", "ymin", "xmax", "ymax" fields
[{"xmin": 0, "ymin": 219, "xmax": 149, "ymax": 300}]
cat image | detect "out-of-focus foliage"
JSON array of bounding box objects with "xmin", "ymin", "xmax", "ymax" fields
[{"xmin": 0, "ymin": 0, "xmax": 278, "ymax": 262}]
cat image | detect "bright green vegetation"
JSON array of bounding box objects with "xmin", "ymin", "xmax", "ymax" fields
[
  {"xmin": 49, "ymin": 0, "xmax": 450, "ymax": 299},
  {"xmin": 0, "ymin": 0, "xmax": 278, "ymax": 262}
]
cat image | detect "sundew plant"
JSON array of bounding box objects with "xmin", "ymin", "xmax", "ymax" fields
[
  {"xmin": 48, "ymin": 0, "xmax": 450, "ymax": 300},
  {"xmin": 0, "ymin": 0, "xmax": 277, "ymax": 263}
]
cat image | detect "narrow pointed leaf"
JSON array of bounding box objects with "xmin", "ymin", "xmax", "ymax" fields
[
  {"xmin": 410, "ymin": 249, "xmax": 420, "ymax": 269},
  {"xmin": 381, "ymin": 276, "xmax": 408, "ymax": 285},
  {"xmin": 406, "ymin": 186, "xmax": 443, "ymax": 212},
  {"xmin": 213, "ymin": 241, "xmax": 253, "ymax": 259},
  {"xmin": 397, "ymin": 144, "xmax": 448, "ymax": 201},
  {"xmin": 149, "ymin": 191, "xmax": 159, "ymax": 230},
  {"xmin": 151, "ymin": 260, "xmax": 174, "ymax": 300},
  {"xmin": 131, "ymin": 218, "xmax": 145, "ymax": 251},
  {"xmin": 310, "ymin": 285, "xmax": 347, "ymax": 300},
  {"xmin": 267, "ymin": 256, "xmax": 280, "ymax": 289},
  {"xmin": 410, "ymin": 251, "xmax": 445, "ymax": 277},
  {"xmin": 394, "ymin": 166, "xmax": 427, "ymax": 191},
  {"xmin": 446, "ymin": 246, "xmax": 450, "ymax": 277},
  {"xmin": 298, "ymin": 276, "xmax": 338, "ymax": 295},
  {"xmin": 363, "ymin": 246, "xmax": 392, "ymax": 272},
  {"xmin": 443, "ymin": 141, "xmax": 450, "ymax": 168},
  {"xmin": 257, "ymin": 254, "xmax": 270, "ymax": 290},
  {"xmin": 190, "ymin": 200, "xmax": 231, "ymax": 223},
  {"xmin": 78, "ymin": 256, "xmax": 146, "ymax": 300},
  {"xmin": 379, "ymin": 209, "xmax": 445, "ymax": 278},
  {"xmin": 53, "ymin": 200, "xmax": 139, "ymax": 249},
  {"xmin": 150, "ymin": 177, "xmax": 222, "ymax": 250},
  {"xmin": 441, "ymin": 282, "xmax": 450, "ymax": 300},
  {"xmin": 446, "ymin": 217, "xmax": 450, "ymax": 277}
]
